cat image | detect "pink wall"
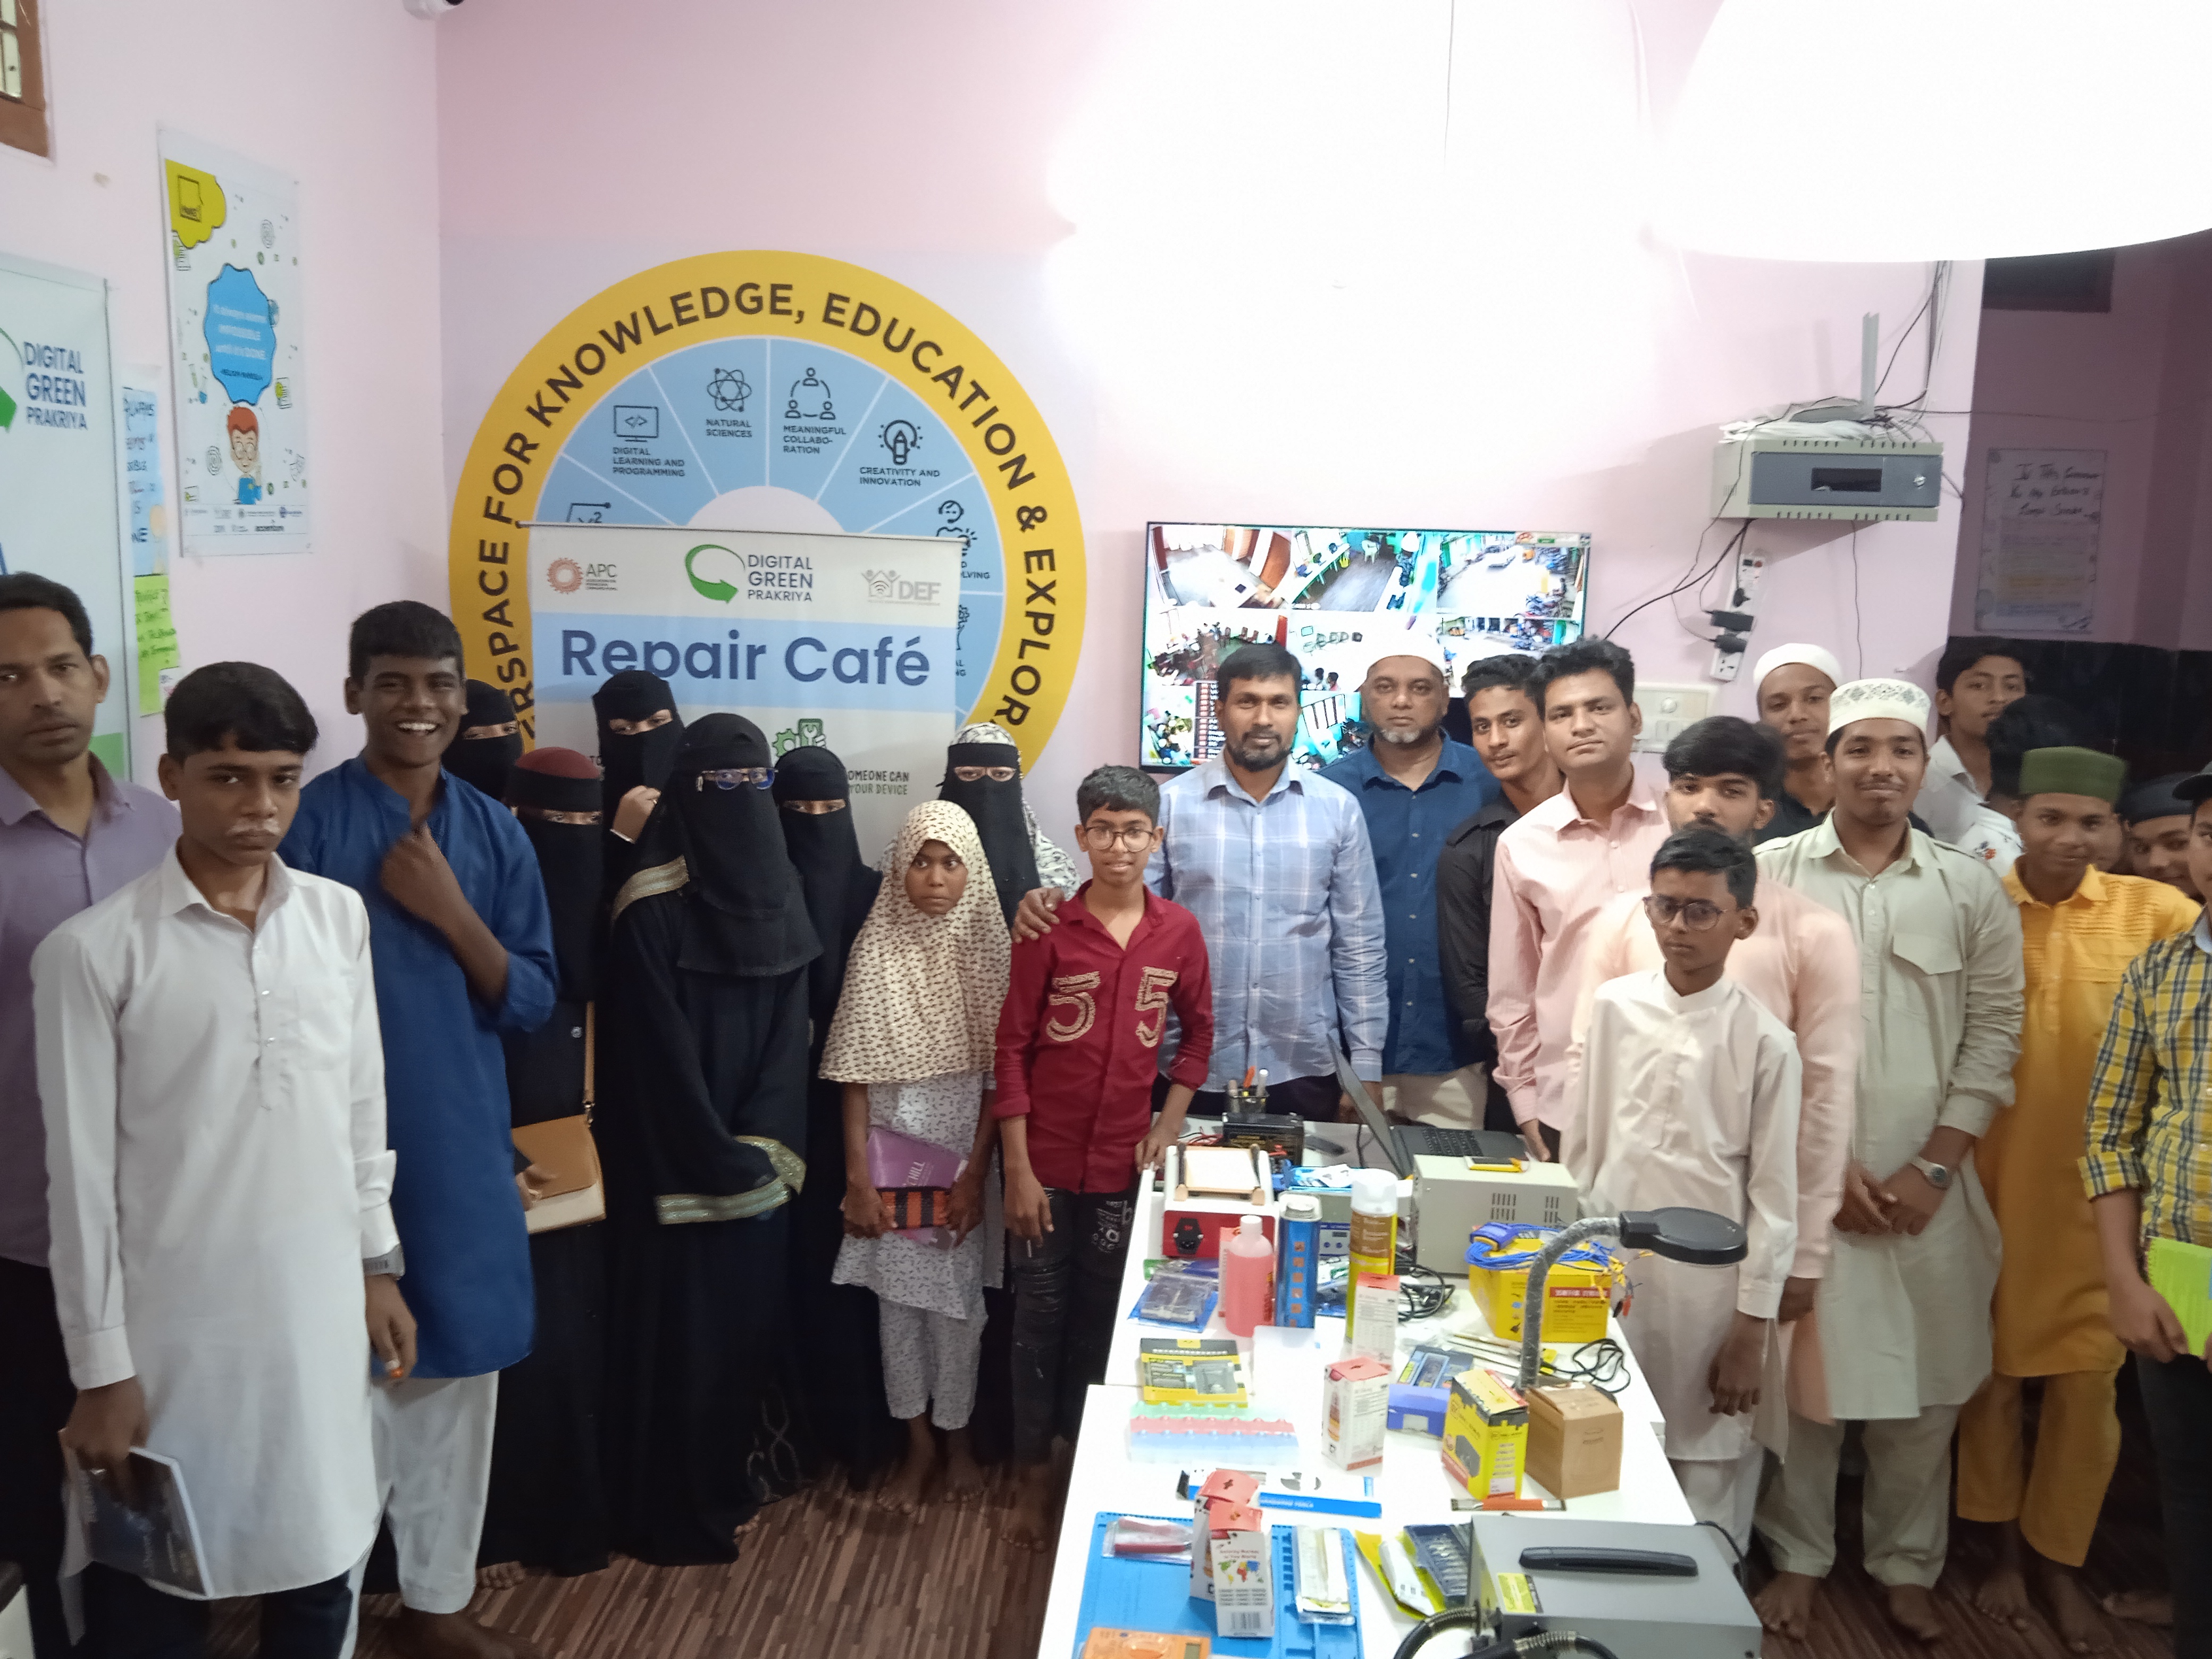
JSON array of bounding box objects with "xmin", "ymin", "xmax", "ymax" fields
[
  {"xmin": 1949, "ymin": 230, "xmax": 2212, "ymax": 651},
  {"xmin": 2, "ymin": 0, "xmax": 446, "ymax": 778},
  {"xmin": 434, "ymin": 0, "xmax": 1983, "ymax": 818}
]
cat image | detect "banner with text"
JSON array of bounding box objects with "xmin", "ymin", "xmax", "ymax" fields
[{"xmin": 527, "ymin": 522, "xmax": 959, "ymax": 857}]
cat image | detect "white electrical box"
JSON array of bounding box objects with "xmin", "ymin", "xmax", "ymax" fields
[
  {"xmin": 1713, "ymin": 430, "xmax": 1941, "ymax": 521},
  {"xmin": 1632, "ymin": 683, "xmax": 1711, "ymax": 753}
]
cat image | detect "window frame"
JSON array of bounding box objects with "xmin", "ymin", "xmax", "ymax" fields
[{"xmin": 0, "ymin": 0, "xmax": 52, "ymax": 161}]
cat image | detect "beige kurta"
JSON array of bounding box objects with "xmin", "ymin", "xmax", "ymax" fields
[
  {"xmin": 1563, "ymin": 970, "xmax": 1801, "ymax": 1462},
  {"xmin": 1756, "ymin": 820, "xmax": 2023, "ymax": 1422}
]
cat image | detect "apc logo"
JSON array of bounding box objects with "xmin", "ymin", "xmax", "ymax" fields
[
  {"xmin": 862, "ymin": 568, "xmax": 942, "ymax": 605},
  {"xmin": 547, "ymin": 557, "xmax": 583, "ymax": 594}
]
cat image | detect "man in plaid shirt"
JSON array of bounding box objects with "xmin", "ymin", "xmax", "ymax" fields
[{"xmin": 2081, "ymin": 760, "xmax": 2212, "ymax": 1657}]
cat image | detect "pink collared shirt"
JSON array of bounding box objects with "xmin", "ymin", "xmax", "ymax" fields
[
  {"xmin": 1565, "ymin": 875, "xmax": 1862, "ymax": 1279},
  {"xmin": 1487, "ymin": 781, "xmax": 1669, "ymax": 1132}
]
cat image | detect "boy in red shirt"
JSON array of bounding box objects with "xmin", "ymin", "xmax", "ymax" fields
[{"xmin": 995, "ymin": 765, "xmax": 1213, "ymax": 1546}]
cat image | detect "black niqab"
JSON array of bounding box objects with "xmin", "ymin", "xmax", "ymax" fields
[
  {"xmin": 592, "ymin": 669, "xmax": 685, "ymax": 818},
  {"xmin": 771, "ymin": 745, "xmax": 881, "ymax": 1034},
  {"xmin": 664, "ymin": 715, "xmax": 819, "ymax": 978},
  {"xmin": 445, "ymin": 680, "xmax": 523, "ymax": 801},
  {"xmin": 940, "ymin": 738, "xmax": 1037, "ymax": 926},
  {"xmin": 506, "ymin": 751, "xmax": 604, "ymax": 1002}
]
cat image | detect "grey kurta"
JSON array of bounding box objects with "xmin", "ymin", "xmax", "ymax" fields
[{"xmin": 1756, "ymin": 820, "xmax": 2022, "ymax": 1420}]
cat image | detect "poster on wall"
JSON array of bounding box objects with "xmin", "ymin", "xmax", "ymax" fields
[
  {"xmin": 447, "ymin": 252, "xmax": 1083, "ymax": 766},
  {"xmin": 1139, "ymin": 523, "xmax": 1590, "ymax": 770},
  {"xmin": 0, "ymin": 252, "xmax": 133, "ymax": 775},
  {"xmin": 1976, "ymin": 448, "xmax": 2104, "ymax": 633},
  {"xmin": 121, "ymin": 376, "xmax": 181, "ymax": 713},
  {"xmin": 160, "ymin": 132, "xmax": 309, "ymax": 556},
  {"xmin": 528, "ymin": 522, "xmax": 958, "ymax": 857}
]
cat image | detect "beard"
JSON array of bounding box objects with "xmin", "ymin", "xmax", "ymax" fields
[
  {"xmin": 1373, "ymin": 723, "xmax": 1437, "ymax": 747},
  {"xmin": 1224, "ymin": 731, "xmax": 1286, "ymax": 769}
]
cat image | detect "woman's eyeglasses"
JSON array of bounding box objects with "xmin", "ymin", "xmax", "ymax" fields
[
  {"xmin": 693, "ymin": 766, "xmax": 775, "ymax": 791},
  {"xmin": 1642, "ymin": 894, "xmax": 1729, "ymax": 932},
  {"xmin": 952, "ymin": 765, "xmax": 1017, "ymax": 782},
  {"xmin": 1079, "ymin": 825, "xmax": 1158, "ymax": 851}
]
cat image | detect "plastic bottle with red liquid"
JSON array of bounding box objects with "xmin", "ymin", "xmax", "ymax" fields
[{"xmin": 1220, "ymin": 1213, "xmax": 1276, "ymax": 1337}]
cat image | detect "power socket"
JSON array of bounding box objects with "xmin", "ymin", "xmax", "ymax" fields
[
  {"xmin": 1710, "ymin": 550, "xmax": 1768, "ymax": 681},
  {"xmin": 1631, "ymin": 683, "xmax": 1714, "ymax": 753}
]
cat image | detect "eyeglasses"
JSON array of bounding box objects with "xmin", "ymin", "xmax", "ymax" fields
[
  {"xmin": 1079, "ymin": 824, "xmax": 1158, "ymax": 851},
  {"xmin": 952, "ymin": 765, "xmax": 1017, "ymax": 783},
  {"xmin": 693, "ymin": 766, "xmax": 775, "ymax": 791},
  {"xmin": 513, "ymin": 805, "xmax": 602, "ymax": 826},
  {"xmin": 1642, "ymin": 894, "xmax": 1730, "ymax": 932}
]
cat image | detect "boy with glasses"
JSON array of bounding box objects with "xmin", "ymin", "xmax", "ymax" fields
[
  {"xmin": 994, "ymin": 765, "xmax": 1213, "ymax": 1548},
  {"xmin": 1562, "ymin": 826, "xmax": 1802, "ymax": 1549}
]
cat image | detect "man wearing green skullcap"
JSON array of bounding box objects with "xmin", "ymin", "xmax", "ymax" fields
[{"xmin": 1957, "ymin": 747, "xmax": 2199, "ymax": 1649}]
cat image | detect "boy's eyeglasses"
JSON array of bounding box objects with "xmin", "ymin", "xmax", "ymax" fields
[
  {"xmin": 693, "ymin": 766, "xmax": 775, "ymax": 792},
  {"xmin": 952, "ymin": 764, "xmax": 1017, "ymax": 782},
  {"xmin": 1642, "ymin": 894, "xmax": 1729, "ymax": 932},
  {"xmin": 1079, "ymin": 825, "xmax": 1158, "ymax": 851}
]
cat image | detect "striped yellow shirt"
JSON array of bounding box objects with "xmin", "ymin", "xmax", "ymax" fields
[{"xmin": 2081, "ymin": 910, "xmax": 2212, "ymax": 1247}]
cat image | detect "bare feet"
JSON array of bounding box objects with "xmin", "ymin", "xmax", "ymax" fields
[
  {"xmin": 390, "ymin": 1607, "xmax": 541, "ymax": 1659},
  {"xmin": 1883, "ymin": 1583, "xmax": 1946, "ymax": 1644},
  {"xmin": 2035, "ymin": 1559, "xmax": 2108, "ymax": 1654},
  {"xmin": 1006, "ymin": 1462, "xmax": 1055, "ymax": 1549},
  {"xmin": 475, "ymin": 1561, "xmax": 527, "ymax": 1591},
  {"xmin": 1973, "ymin": 1524, "xmax": 2032, "ymax": 1630},
  {"xmin": 1753, "ymin": 1570, "xmax": 1820, "ymax": 1641},
  {"xmin": 942, "ymin": 1427, "xmax": 984, "ymax": 1504},
  {"xmin": 2101, "ymin": 1589, "xmax": 2172, "ymax": 1628},
  {"xmin": 879, "ymin": 1419, "xmax": 937, "ymax": 1514}
]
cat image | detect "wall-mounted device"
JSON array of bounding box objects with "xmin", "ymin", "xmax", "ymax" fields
[
  {"xmin": 1630, "ymin": 683, "xmax": 1713, "ymax": 754},
  {"xmin": 1712, "ymin": 431, "xmax": 1941, "ymax": 521}
]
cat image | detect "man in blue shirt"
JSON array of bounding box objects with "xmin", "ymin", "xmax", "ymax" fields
[
  {"xmin": 284, "ymin": 601, "xmax": 555, "ymax": 1659},
  {"xmin": 1322, "ymin": 646, "xmax": 1497, "ymax": 1128}
]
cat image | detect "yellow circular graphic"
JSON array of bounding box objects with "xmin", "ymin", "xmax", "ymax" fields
[{"xmin": 447, "ymin": 252, "xmax": 1084, "ymax": 764}]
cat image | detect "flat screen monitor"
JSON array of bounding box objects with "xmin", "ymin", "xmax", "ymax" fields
[{"xmin": 1139, "ymin": 523, "xmax": 1591, "ymax": 770}]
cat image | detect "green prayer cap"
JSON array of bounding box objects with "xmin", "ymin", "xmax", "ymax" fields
[{"xmin": 2018, "ymin": 745, "xmax": 2126, "ymax": 804}]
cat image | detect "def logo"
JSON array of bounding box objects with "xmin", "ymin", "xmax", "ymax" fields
[{"xmin": 862, "ymin": 568, "xmax": 941, "ymax": 605}]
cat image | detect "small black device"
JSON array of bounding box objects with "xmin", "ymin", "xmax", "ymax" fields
[
  {"xmin": 1517, "ymin": 1546, "xmax": 1700, "ymax": 1578},
  {"xmin": 1221, "ymin": 1112, "xmax": 1303, "ymax": 1163}
]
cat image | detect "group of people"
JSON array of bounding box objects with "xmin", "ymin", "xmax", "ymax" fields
[{"xmin": 0, "ymin": 562, "xmax": 2206, "ymax": 1659}]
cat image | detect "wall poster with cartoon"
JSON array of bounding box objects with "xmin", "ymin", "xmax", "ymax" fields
[{"xmin": 160, "ymin": 131, "xmax": 310, "ymax": 556}]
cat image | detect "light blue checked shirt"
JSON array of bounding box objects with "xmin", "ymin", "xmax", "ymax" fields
[{"xmin": 1146, "ymin": 757, "xmax": 1388, "ymax": 1088}]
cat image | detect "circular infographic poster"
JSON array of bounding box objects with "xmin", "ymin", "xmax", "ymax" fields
[{"xmin": 447, "ymin": 253, "xmax": 1083, "ymax": 761}]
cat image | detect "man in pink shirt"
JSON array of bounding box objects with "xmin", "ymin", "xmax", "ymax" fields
[
  {"xmin": 1566, "ymin": 716, "xmax": 1860, "ymax": 1334},
  {"xmin": 1488, "ymin": 638, "xmax": 1669, "ymax": 1159}
]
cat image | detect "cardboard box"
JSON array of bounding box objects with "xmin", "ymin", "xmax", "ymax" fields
[
  {"xmin": 1321, "ymin": 1355, "xmax": 1389, "ymax": 1470},
  {"xmin": 1464, "ymin": 1226, "xmax": 1613, "ymax": 1344},
  {"xmin": 1345, "ymin": 1272, "xmax": 1400, "ymax": 1363},
  {"xmin": 1440, "ymin": 1369, "xmax": 1529, "ymax": 1501},
  {"xmin": 1191, "ymin": 1470, "xmax": 1273, "ymax": 1639},
  {"xmin": 1524, "ymin": 1382, "xmax": 1623, "ymax": 1498}
]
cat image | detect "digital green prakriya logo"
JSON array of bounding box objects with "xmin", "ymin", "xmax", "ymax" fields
[
  {"xmin": 685, "ymin": 542, "xmax": 738, "ymax": 603},
  {"xmin": 0, "ymin": 329, "xmax": 19, "ymax": 431}
]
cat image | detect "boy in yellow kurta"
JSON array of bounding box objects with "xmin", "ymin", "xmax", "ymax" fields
[{"xmin": 1956, "ymin": 747, "xmax": 2198, "ymax": 1650}]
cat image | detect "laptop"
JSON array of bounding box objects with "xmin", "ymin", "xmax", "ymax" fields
[{"xmin": 1329, "ymin": 1048, "xmax": 1528, "ymax": 1177}]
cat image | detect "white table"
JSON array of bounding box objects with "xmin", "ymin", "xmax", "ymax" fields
[{"xmin": 1037, "ymin": 1170, "xmax": 1696, "ymax": 1657}]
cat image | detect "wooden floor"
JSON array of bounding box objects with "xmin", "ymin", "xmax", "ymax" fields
[{"xmin": 205, "ymin": 1385, "xmax": 2179, "ymax": 1659}]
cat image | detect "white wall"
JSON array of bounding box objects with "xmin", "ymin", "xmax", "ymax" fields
[
  {"xmin": 434, "ymin": 0, "xmax": 1980, "ymax": 823},
  {"xmin": 1, "ymin": 0, "xmax": 446, "ymax": 778}
]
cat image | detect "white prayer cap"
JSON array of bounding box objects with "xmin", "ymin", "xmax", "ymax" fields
[
  {"xmin": 1825, "ymin": 676, "xmax": 1932, "ymax": 738},
  {"xmin": 1752, "ymin": 642, "xmax": 1844, "ymax": 693},
  {"xmin": 1364, "ymin": 636, "xmax": 1448, "ymax": 681}
]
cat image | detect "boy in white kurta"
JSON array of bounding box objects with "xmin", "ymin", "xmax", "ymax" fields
[
  {"xmin": 34, "ymin": 664, "xmax": 413, "ymax": 1658},
  {"xmin": 1564, "ymin": 826, "xmax": 1801, "ymax": 1549}
]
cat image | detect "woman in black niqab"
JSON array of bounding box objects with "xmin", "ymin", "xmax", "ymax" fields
[
  {"xmin": 597, "ymin": 714, "xmax": 822, "ymax": 1562},
  {"xmin": 940, "ymin": 732, "xmax": 1039, "ymax": 926},
  {"xmin": 593, "ymin": 669, "xmax": 685, "ymax": 904},
  {"xmin": 443, "ymin": 680, "xmax": 523, "ymax": 800}
]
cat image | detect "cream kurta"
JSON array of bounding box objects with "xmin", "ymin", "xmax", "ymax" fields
[
  {"xmin": 33, "ymin": 851, "xmax": 395, "ymax": 1599},
  {"xmin": 1756, "ymin": 820, "xmax": 2022, "ymax": 1421},
  {"xmin": 1563, "ymin": 971, "xmax": 1800, "ymax": 1461}
]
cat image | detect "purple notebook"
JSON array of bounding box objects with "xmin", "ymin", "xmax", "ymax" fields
[{"xmin": 866, "ymin": 1126, "xmax": 963, "ymax": 1190}]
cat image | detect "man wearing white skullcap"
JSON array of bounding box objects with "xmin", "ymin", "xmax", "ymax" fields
[
  {"xmin": 1750, "ymin": 644, "xmax": 1844, "ymax": 843},
  {"xmin": 1753, "ymin": 678, "xmax": 2024, "ymax": 1645},
  {"xmin": 1321, "ymin": 639, "xmax": 1501, "ymax": 1129}
]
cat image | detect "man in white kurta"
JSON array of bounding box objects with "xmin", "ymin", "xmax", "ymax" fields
[
  {"xmin": 1751, "ymin": 678, "xmax": 2023, "ymax": 1644},
  {"xmin": 1563, "ymin": 840, "xmax": 1801, "ymax": 1551},
  {"xmin": 33, "ymin": 679, "xmax": 398, "ymax": 1652}
]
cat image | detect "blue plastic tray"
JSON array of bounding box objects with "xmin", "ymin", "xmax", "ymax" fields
[{"xmin": 1072, "ymin": 1512, "xmax": 1361, "ymax": 1658}]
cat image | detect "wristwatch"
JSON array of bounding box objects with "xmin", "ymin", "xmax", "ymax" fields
[
  {"xmin": 1907, "ymin": 1157, "xmax": 1953, "ymax": 1191},
  {"xmin": 363, "ymin": 1245, "xmax": 406, "ymax": 1279}
]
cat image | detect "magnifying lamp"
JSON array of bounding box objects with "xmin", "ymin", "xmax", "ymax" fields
[{"xmin": 1515, "ymin": 1208, "xmax": 1747, "ymax": 1392}]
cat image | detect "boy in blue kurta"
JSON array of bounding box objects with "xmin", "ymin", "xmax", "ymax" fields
[{"xmin": 284, "ymin": 601, "xmax": 555, "ymax": 1659}]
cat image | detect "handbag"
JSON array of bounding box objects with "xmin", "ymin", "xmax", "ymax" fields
[{"xmin": 512, "ymin": 1004, "xmax": 606, "ymax": 1234}]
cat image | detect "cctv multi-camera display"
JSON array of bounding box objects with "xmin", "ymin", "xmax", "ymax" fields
[{"xmin": 1139, "ymin": 523, "xmax": 1592, "ymax": 770}]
